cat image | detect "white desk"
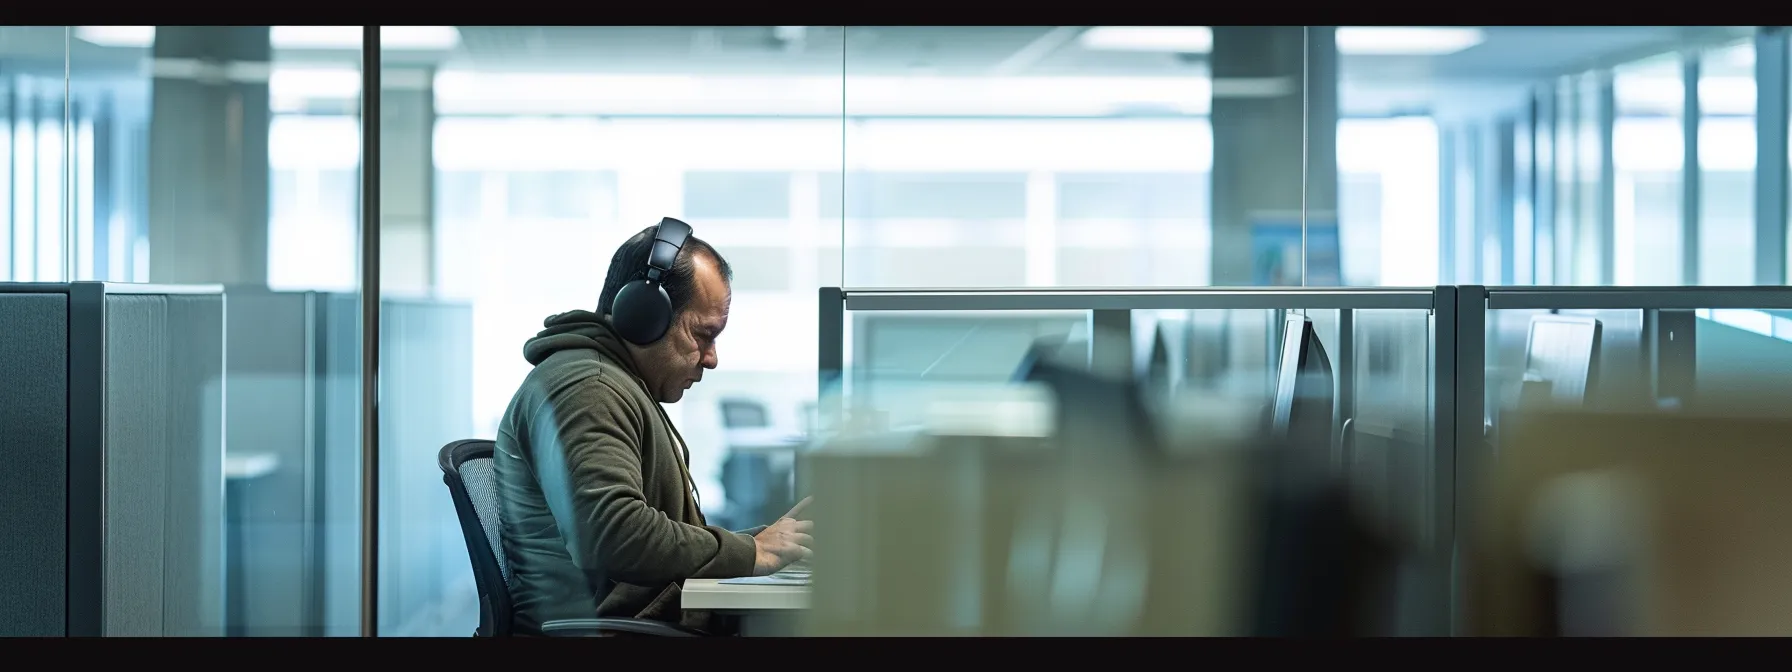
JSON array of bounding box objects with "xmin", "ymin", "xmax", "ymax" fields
[{"xmin": 682, "ymin": 579, "xmax": 809, "ymax": 636}]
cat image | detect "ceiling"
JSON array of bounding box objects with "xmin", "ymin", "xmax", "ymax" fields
[
  {"xmin": 1, "ymin": 25, "xmax": 1749, "ymax": 79},
  {"xmin": 431, "ymin": 26, "xmax": 1744, "ymax": 80},
  {"xmin": 426, "ymin": 26, "xmax": 1758, "ymax": 116},
  {"xmin": 0, "ymin": 25, "xmax": 1758, "ymax": 117}
]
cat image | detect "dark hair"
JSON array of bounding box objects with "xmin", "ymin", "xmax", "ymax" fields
[{"xmin": 598, "ymin": 225, "xmax": 732, "ymax": 320}]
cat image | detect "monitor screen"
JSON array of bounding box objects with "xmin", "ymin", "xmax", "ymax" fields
[{"xmin": 1270, "ymin": 315, "xmax": 1335, "ymax": 453}]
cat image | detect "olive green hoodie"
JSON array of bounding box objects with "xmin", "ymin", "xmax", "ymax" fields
[{"xmin": 494, "ymin": 309, "xmax": 760, "ymax": 635}]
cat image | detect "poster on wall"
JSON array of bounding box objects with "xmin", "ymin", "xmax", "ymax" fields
[{"xmin": 1250, "ymin": 213, "xmax": 1342, "ymax": 287}]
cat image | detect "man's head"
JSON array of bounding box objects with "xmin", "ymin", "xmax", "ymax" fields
[{"xmin": 598, "ymin": 224, "xmax": 733, "ymax": 403}]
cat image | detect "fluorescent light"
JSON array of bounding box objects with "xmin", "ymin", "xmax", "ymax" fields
[
  {"xmin": 74, "ymin": 25, "xmax": 460, "ymax": 51},
  {"xmin": 431, "ymin": 72, "xmax": 1230, "ymax": 117},
  {"xmin": 1334, "ymin": 27, "xmax": 1484, "ymax": 55},
  {"xmin": 75, "ymin": 26, "xmax": 154, "ymax": 48},
  {"xmin": 273, "ymin": 26, "xmax": 460, "ymax": 50},
  {"xmin": 271, "ymin": 26, "xmax": 365, "ymax": 49},
  {"xmin": 1079, "ymin": 26, "xmax": 1211, "ymax": 53},
  {"xmin": 380, "ymin": 26, "xmax": 461, "ymax": 50},
  {"xmin": 1079, "ymin": 25, "xmax": 1484, "ymax": 56},
  {"xmin": 271, "ymin": 67, "xmax": 364, "ymax": 99}
]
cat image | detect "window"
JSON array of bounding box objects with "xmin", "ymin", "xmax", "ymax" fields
[
  {"xmin": 267, "ymin": 114, "xmax": 361, "ymax": 292},
  {"xmin": 684, "ymin": 171, "xmax": 792, "ymax": 220}
]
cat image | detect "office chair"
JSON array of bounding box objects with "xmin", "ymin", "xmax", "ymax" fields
[{"xmin": 438, "ymin": 439, "xmax": 702, "ymax": 637}]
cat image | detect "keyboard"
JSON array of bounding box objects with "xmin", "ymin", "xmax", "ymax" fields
[{"xmin": 716, "ymin": 562, "xmax": 814, "ymax": 586}]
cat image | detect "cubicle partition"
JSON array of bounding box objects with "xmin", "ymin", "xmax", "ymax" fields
[
  {"xmin": 815, "ymin": 286, "xmax": 1456, "ymax": 632},
  {"xmin": 0, "ymin": 282, "xmax": 226, "ymax": 637},
  {"xmin": 1467, "ymin": 285, "xmax": 1792, "ymax": 488},
  {"xmin": 812, "ymin": 284, "xmax": 1792, "ymax": 635},
  {"xmin": 0, "ymin": 283, "xmax": 471, "ymax": 638},
  {"xmin": 1451, "ymin": 285, "xmax": 1792, "ymax": 635},
  {"xmin": 1473, "ymin": 286, "xmax": 1792, "ymax": 410}
]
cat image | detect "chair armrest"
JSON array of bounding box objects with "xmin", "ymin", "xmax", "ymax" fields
[{"xmin": 540, "ymin": 618, "xmax": 706, "ymax": 637}]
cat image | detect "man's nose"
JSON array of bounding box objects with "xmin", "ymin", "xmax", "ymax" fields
[{"xmin": 702, "ymin": 346, "xmax": 719, "ymax": 370}]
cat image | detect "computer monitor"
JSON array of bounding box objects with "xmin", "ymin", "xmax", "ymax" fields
[
  {"xmin": 1145, "ymin": 322, "xmax": 1173, "ymax": 396},
  {"xmin": 1015, "ymin": 338, "xmax": 1163, "ymax": 458},
  {"xmin": 1525, "ymin": 314, "xmax": 1602, "ymax": 406},
  {"xmin": 1270, "ymin": 315, "xmax": 1335, "ymax": 453}
]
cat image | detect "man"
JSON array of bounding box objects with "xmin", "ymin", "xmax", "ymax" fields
[{"xmin": 493, "ymin": 220, "xmax": 812, "ymax": 636}]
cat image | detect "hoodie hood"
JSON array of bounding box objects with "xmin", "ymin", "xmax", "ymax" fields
[{"xmin": 522, "ymin": 310, "xmax": 640, "ymax": 376}]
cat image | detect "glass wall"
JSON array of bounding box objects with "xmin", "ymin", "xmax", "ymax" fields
[
  {"xmin": 8, "ymin": 24, "xmax": 1792, "ymax": 637},
  {"xmin": 1699, "ymin": 39, "xmax": 1758, "ymax": 286},
  {"xmin": 0, "ymin": 26, "xmax": 365, "ymax": 635},
  {"xmin": 1612, "ymin": 53, "xmax": 1685, "ymax": 286},
  {"xmin": 1433, "ymin": 26, "xmax": 1777, "ymax": 291},
  {"xmin": 377, "ymin": 25, "xmax": 1443, "ymax": 633}
]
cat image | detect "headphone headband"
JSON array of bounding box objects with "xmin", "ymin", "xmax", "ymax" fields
[
  {"xmin": 644, "ymin": 217, "xmax": 693, "ymax": 282},
  {"xmin": 610, "ymin": 217, "xmax": 697, "ymax": 346}
]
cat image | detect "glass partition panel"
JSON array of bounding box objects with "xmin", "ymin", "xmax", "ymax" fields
[
  {"xmin": 1475, "ymin": 286, "xmax": 1792, "ymax": 636},
  {"xmin": 410, "ymin": 28, "xmax": 849, "ymax": 635},
  {"xmin": 819, "ymin": 288, "xmax": 1446, "ymax": 635},
  {"xmin": 838, "ymin": 26, "xmax": 1224, "ymax": 289},
  {"xmin": 844, "ymin": 308, "xmax": 1089, "ymax": 428},
  {"xmin": 1482, "ymin": 287, "xmax": 1792, "ymax": 439},
  {"xmin": 54, "ymin": 25, "xmax": 367, "ymax": 636}
]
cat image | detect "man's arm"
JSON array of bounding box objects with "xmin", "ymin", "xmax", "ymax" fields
[{"xmin": 533, "ymin": 377, "xmax": 756, "ymax": 586}]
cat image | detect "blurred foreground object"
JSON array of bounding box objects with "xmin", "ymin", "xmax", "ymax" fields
[
  {"xmin": 802, "ymin": 382, "xmax": 1253, "ymax": 636},
  {"xmin": 798, "ymin": 375, "xmax": 1416, "ymax": 635},
  {"xmin": 1470, "ymin": 408, "xmax": 1792, "ymax": 636}
]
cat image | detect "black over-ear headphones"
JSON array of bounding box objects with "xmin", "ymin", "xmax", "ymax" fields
[{"xmin": 610, "ymin": 217, "xmax": 695, "ymax": 346}]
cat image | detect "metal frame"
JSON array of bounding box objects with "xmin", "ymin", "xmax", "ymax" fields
[
  {"xmin": 1484, "ymin": 285, "xmax": 1792, "ymax": 310},
  {"xmin": 838, "ymin": 287, "xmax": 1437, "ymax": 312},
  {"xmin": 1437, "ymin": 286, "xmax": 1484, "ymax": 636},
  {"xmin": 358, "ymin": 25, "xmax": 381, "ymax": 638}
]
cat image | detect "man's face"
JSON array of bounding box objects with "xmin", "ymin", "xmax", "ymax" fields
[{"xmin": 633, "ymin": 254, "xmax": 729, "ymax": 403}]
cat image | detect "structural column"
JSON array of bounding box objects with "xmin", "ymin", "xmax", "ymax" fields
[
  {"xmin": 1208, "ymin": 26, "xmax": 1339, "ymax": 287},
  {"xmin": 146, "ymin": 26, "xmax": 272, "ymax": 286}
]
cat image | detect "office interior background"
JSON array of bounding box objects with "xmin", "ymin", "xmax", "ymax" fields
[{"xmin": 1, "ymin": 25, "xmax": 1787, "ymax": 636}]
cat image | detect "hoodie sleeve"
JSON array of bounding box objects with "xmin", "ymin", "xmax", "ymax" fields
[{"xmin": 531, "ymin": 376, "xmax": 758, "ymax": 586}]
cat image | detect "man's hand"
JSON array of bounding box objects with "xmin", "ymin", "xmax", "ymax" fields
[{"xmin": 752, "ymin": 496, "xmax": 814, "ymax": 576}]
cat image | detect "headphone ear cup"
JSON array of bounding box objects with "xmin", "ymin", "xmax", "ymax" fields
[{"xmin": 611, "ymin": 279, "xmax": 673, "ymax": 345}]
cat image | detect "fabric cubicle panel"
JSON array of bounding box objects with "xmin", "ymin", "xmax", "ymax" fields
[
  {"xmin": 0, "ymin": 282, "xmax": 225, "ymax": 636},
  {"xmin": 0, "ymin": 289, "xmax": 71, "ymax": 636},
  {"xmin": 102, "ymin": 288, "xmax": 227, "ymax": 636}
]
